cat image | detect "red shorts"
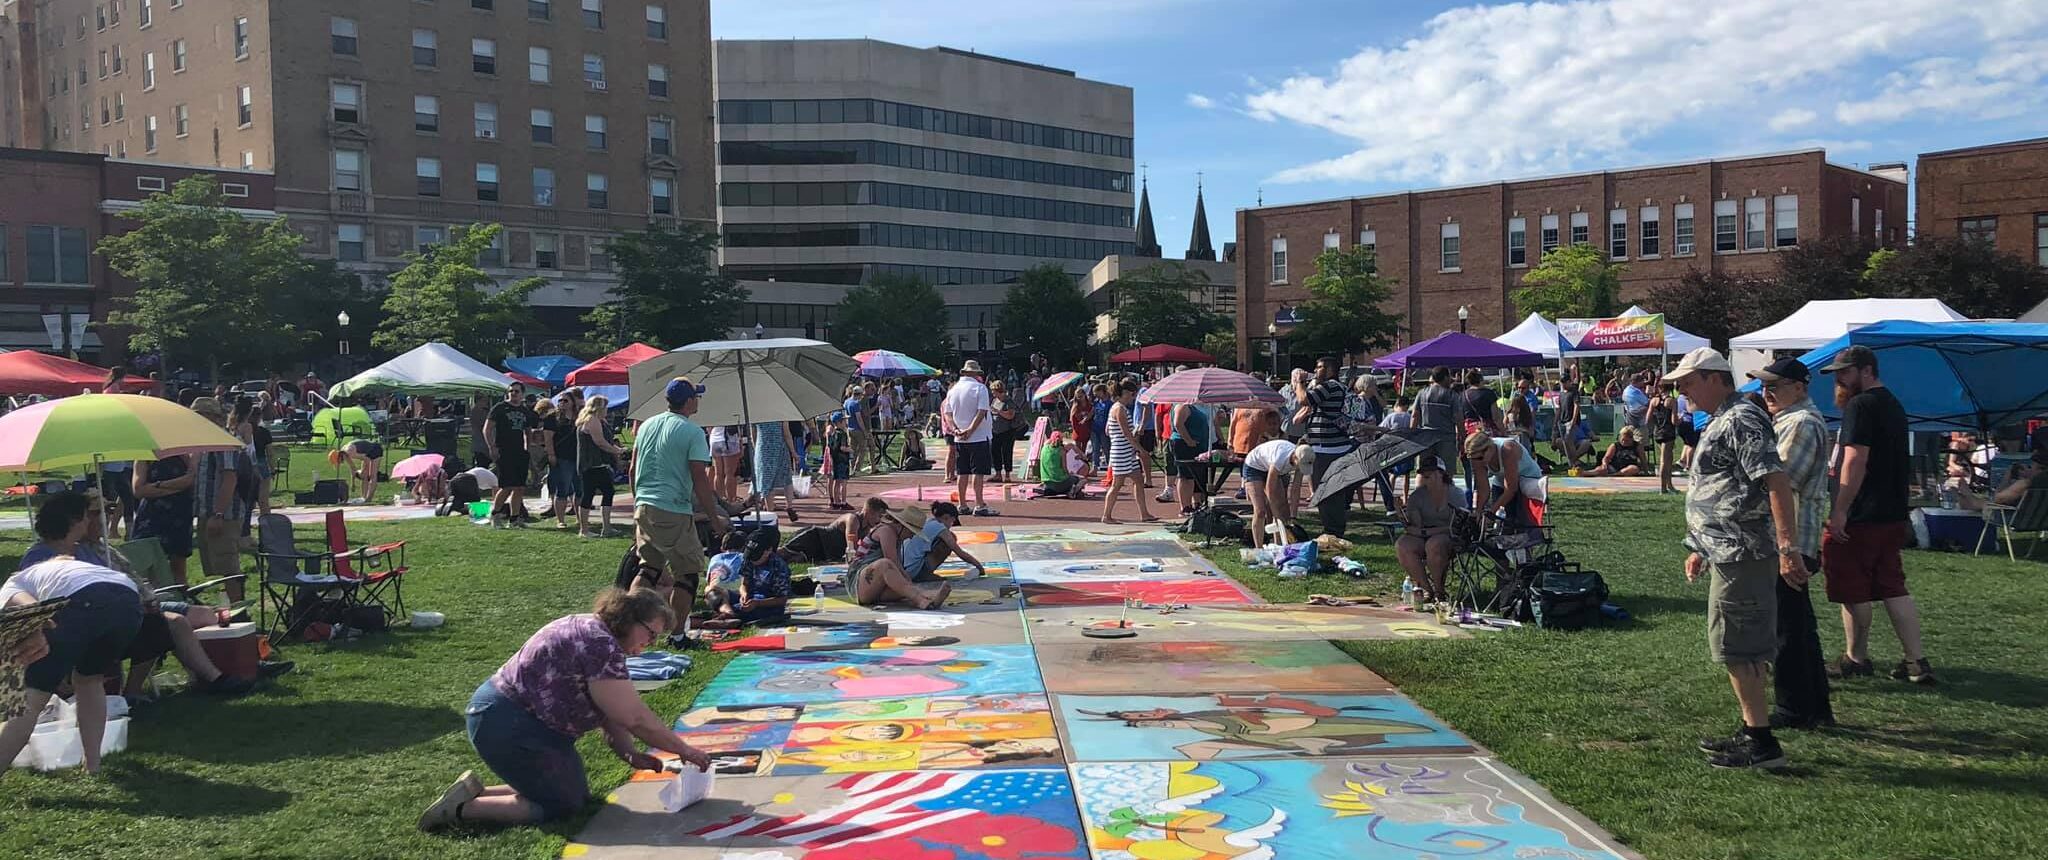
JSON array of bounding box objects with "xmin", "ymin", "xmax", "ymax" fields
[{"xmin": 1822, "ymin": 520, "xmax": 1909, "ymax": 604}]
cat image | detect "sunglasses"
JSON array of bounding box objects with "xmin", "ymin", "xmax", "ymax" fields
[{"xmin": 637, "ymin": 621, "xmax": 666, "ymax": 642}]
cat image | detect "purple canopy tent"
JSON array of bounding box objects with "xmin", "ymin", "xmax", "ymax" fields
[{"xmin": 1371, "ymin": 331, "xmax": 1547, "ymax": 370}]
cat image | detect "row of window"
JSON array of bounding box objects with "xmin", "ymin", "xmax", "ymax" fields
[
  {"xmin": 338, "ymin": 26, "xmax": 666, "ymax": 89},
  {"xmin": 54, "ymin": 15, "xmax": 251, "ymax": 99},
  {"xmin": 48, "ymin": 0, "xmax": 184, "ymax": 48},
  {"xmin": 331, "ymin": 149, "xmax": 678, "ymax": 214},
  {"xmin": 333, "ymin": 224, "xmax": 612, "ymax": 271},
  {"xmin": 461, "ymin": 0, "xmax": 670, "ymax": 38},
  {"xmin": 726, "ymin": 263, "xmax": 1039, "ymax": 287},
  {"xmin": 717, "ymin": 99, "xmax": 1132, "ymax": 159},
  {"xmin": 1961, "ymin": 214, "xmax": 2048, "ymax": 267},
  {"xmin": 329, "ymin": 82, "xmax": 676, "ymax": 148},
  {"xmin": 1268, "ymin": 196, "xmax": 1812, "ymax": 282},
  {"xmin": 724, "ymin": 222, "xmax": 1133, "ymax": 261},
  {"xmin": 719, "ymin": 181, "xmax": 1132, "ymax": 229},
  {"xmin": 720, "ymin": 141, "xmax": 1131, "ymax": 194},
  {"xmin": 0, "ymin": 225, "xmax": 92, "ymax": 285}
]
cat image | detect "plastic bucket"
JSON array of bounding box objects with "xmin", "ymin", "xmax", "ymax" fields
[{"xmin": 467, "ymin": 501, "xmax": 492, "ymax": 518}]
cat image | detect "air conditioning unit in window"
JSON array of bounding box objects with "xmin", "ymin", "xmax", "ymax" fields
[
  {"xmin": 587, "ymin": 79, "xmax": 607, "ymax": 91},
  {"xmin": 478, "ymin": 127, "xmax": 496, "ymax": 139}
]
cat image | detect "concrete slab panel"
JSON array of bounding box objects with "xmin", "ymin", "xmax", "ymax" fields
[
  {"xmin": 667, "ymin": 694, "xmax": 1061, "ymax": 776},
  {"xmin": 1034, "ymin": 640, "xmax": 1390, "ymax": 694},
  {"xmin": 1053, "ymin": 692, "xmax": 1480, "ymax": 761},
  {"xmin": 1021, "ymin": 578, "xmax": 1257, "ymax": 607},
  {"xmin": 1007, "ymin": 537, "xmax": 1198, "ymax": 563},
  {"xmin": 701, "ymin": 644, "xmax": 1045, "ymax": 705}
]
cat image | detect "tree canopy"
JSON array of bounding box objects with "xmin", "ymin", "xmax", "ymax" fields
[
  {"xmin": 1288, "ymin": 246, "xmax": 1402, "ymax": 361},
  {"xmin": 1865, "ymin": 235, "xmax": 2048, "ymax": 319},
  {"xmin": 372, "ymin": 223, "xmax": 542, "ymax": 364},
  {"xmin": 1105, "ymin": 262, "xmax": 1230, "ymax": 353},
  {"xmin": 829, "ymin": 274, "xmax": 952, "ymax": 367},
  {"xmin": 1512, "ymin": 243, "xmax": 1622, "ymax": 321},
  {"xmin": 580, "ymin": 222, "xmax": 750, "ymax": 351},
  {"xmin": 998, "ymin": 264, "xmax": 1091, "ymax": 367}
]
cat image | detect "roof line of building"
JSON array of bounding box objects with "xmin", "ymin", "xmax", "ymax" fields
[
  {"xmin": 1233, "ymin": 147, "xmax": 1898, "ymax": 213},
  {"xmin": 1, "ymin": 146, "xmax": 275, "ymax": 176},
  {"xmin": 715, "ymin": 37, "xmax": 1126, "ymax": 87},
  {"xmin": 1919, "ymin": 136, "xmax": 2048, "ymax": 160}
]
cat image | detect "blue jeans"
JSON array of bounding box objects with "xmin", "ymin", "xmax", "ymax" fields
[{"xmin": 464, "ymin": 680, "xmax": 588, "ymax": 820}]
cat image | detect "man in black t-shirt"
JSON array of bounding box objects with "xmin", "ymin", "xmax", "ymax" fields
[
  {"xmin": 482, "ymin": 383, "xmax": 539, "ymax": 528},
  {"xmin": 1820, "ymin": 345, "xmax": 1932, "ymax": 685}
]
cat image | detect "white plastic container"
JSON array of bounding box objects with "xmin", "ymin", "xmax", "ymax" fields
[
  {"xmin": 411, "ymin": 610, "xmax": 446, "ymax": 629},
  {"xmin": 10, "ymin": 717, "xmax": 131, "ymax": 770}
]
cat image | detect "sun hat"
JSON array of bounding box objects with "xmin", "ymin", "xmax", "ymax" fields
[{"xmin": 189, "ymin": 396, "xmax": 225, "ymax": 419}]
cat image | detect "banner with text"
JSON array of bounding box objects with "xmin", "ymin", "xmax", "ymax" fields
[{"xmin": 1558, "ymin": 314, "xmax": 1666, "ymax": 355}]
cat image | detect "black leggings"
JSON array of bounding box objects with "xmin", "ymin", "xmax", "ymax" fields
[
  {"xmin": 579, "ymin": 467, "xmax": 616, "ymax": 509},
  {"xmin": 991, "ymin": 430, "xmax": 1016, "ymax": 473}
]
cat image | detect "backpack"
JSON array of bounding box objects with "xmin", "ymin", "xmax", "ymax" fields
[
  {"xmin": 1526, "ymin": 565, "xmax": 1609, "ymax": 631},
  {"xmin": 1184, "ymin": 507, "xmax": 1247, "ymax": 543}
]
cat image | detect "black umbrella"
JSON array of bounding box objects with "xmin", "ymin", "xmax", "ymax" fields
[{"xmin": 1309, "ymin": 428, "xmax": 1448, "ymax": 509}]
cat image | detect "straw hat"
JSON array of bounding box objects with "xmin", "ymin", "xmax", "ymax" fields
[
  {"xmin": 889, "ymin": 505, "xmax": 929, "ymax": 533},
  {"xmin": 189, "ymin": 396, "xmax": 225, "ymax": 419}
]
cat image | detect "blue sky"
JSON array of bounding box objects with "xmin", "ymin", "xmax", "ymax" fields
[{"xmin": 712, "ymin": 0, "xmax": 2048, "ymax": 247}]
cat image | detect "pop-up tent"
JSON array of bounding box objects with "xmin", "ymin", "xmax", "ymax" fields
[
  {"xmin": 503, "ymin": 354, "xmax": 581, "ymax": 386},
  {"xmin": 565, "ymin": 342, "xmax": 662, "ymax": 387},
  {"xmin": 328, "ymin": 342, "xmax": 511, "ymax": 398},
  {"xmin": 1373, "ymin": 331, "xmax": 1546, "ymax": 370},
  {"xmin": 1496, "ymin": 307, "xmax": 1709, "ymax": 359},
  {"xmin": 1494, "ymin": 313, "xmax": 1561, "ymax": 358},
  {"xmin": 1729, "ymin": 298, "xmax": 1967, "ymax": 380},
  {"xmin": 1738, "ymin": 320, "xmax": 2048, "ymax": 431},
  {"xmin": 0, "ymin": 351, "xmax": 155, "ymax": 396}
]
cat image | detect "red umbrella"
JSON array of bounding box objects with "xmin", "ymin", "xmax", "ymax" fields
[
  {"xmin": 565, "ymin": 342, "xmax": 664, "ymax": 386},
  {"xmin": 1109, "ymin": 344, "xmax": 1215, "ymax": 364},
  {"xmin": 1137, "ymin": 367, "xmax": 1282, "ymax": 407},
  {"xmin": 0, "ymin": 351, "xmax": 156, "ymax": 397}
]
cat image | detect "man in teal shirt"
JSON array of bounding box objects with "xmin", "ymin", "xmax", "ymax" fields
[{"xmin": 633, "ymin": 376, "xmax": 729, "ymax": 629}]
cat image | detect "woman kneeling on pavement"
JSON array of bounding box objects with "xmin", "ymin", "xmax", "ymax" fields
[{"xmin": 420, "ymin": 587, "xmax": 712, "ymax": 831}]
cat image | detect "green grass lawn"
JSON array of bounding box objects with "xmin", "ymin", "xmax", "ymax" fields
[
  {"xmin": 1202, "ymin": 495, "xmax": 2048, "ymax": 860},
  {"xmin": 0, "ymin": 517, "xmax": 731, "ymax": 860}
]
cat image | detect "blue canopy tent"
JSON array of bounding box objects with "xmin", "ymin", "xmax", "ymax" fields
[
  {"xmin": 503, "ymin": 354, "xmax": 582, "ymax": 387},
  {"xmin": 1739, "ymin": 320, "xmax": 2048, "ymax": 432}
]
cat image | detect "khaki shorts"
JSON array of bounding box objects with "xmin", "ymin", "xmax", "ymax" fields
[
  {"xmin": 197, "ymin": 516, "xmax": 242, "ymax": 579},
  {"xmin": 1707, "ymin": 556, "xmax": 1779, "ymax": 665},
  {"xmin": 634, "ymin": 505, "xmax": 706, "ymax": 593}
]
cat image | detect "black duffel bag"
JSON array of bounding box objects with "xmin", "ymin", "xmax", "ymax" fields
[{"xmin": 1528, "ymin": 566, "xmax": 1609, "ymax": 631}]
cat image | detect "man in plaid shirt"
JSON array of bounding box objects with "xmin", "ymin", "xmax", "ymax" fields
[{"xmin": 1749, "ymin": 358, "xmax": 1835, "ymax": 729}]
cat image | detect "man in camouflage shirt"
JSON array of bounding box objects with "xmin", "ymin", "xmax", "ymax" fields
[{"xmin": 1664, "ymin": 348, "xmax": 1807, "ymax": 770}]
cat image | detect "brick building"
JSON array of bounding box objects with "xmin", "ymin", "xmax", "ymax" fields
[
  {"xmin": 1917, "ymin": 136, "xmax": 2048, "ymax": 268},
  {"xmin": 5, "ymin": 0, "xmax": 716, "ymax": 350},
  {"xmin": 0, "ymin": 145, "xmax": 274, "ymax": 358},
  {"xmin": 1234, "ymin": 149, "xmax": 1907, "ymax": 370}
]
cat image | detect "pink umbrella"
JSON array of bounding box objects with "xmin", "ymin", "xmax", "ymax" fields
[
  {"xmin": 1137, "ymin": 367, "xmax": 1284, "ymax": 408},
  {"xmin": 388, "ymin": 452, "xmax": 444, "ymax": 481},
  {"xmin": 1032, "ymin": 371, "xmax": 1083, "ymax": 403}
]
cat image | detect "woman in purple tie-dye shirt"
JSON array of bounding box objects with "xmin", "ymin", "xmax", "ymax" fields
[{"xmin": 418, "ymin": 588, "xmax": 712, "ymax": 831}]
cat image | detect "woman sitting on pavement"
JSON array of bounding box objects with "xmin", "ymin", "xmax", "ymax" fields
[
  {"xmin": 700, "ymin": 530, "xmax": 793, "ymax": 629},
  {"xmin": 847, "ymin": 505, "xmax": 954, "ymax": 609},
  {"xmin": 419, "ymin": 588, "xmax": 713, "ymax": 831},
  {"xmin": 1036, "ymin": 431, "xmax": 1086, "ymax": 499},
  {"xmin": 1584, "ymin": 426, "xmax": 1647, "ymax": 477},
  {"xmin": 328, "ymin": 439, "xmax": 385, "ymax": 504},
  {"xmin": 1395, "ymin": 457, "xmax": 1460, "ymax": 602}
]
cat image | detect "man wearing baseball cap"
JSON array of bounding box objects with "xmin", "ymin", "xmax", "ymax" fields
[
  {"xmin": 1819, "ymin": 344, "xmax": 1932, "ymax": 685},
  {"xmin": 631, "ymin": 376, "xmax": 729, "ymax": 636},
  {"xmin": 1664, "ymin": 347, "xmax": 1807, "ymax": 769},
  {"xmin": 1734, "ymin": 357, "xmax": 1836, "ymax": 731}
]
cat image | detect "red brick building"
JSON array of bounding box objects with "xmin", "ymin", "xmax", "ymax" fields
[
  {"xmin": 1234, "ymin": 149, "xmax": 1907, "ymax": 370},
  {"xmin": 0, "ymin": 146, "xmax": 274, "ymax": 360},
  {"xmin": 1917, "ymin": 137, "xmax": 2048, "ymax": 268}
]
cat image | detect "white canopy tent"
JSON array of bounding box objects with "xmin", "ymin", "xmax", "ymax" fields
[
  {"xmin": 1728, "ymin": 298, "xmax": 1967, "ymax": 380},
  {"xmin": 2021, "ymin": 297, "xmax": 2048, "ymax": 323},
  {"xmin": 1492, "ymin": 306, "xmax": 1709, "ymax": 359},
  {"xmin": 328, "ymin": 342, "xmax": 513, "ymax": 398}
]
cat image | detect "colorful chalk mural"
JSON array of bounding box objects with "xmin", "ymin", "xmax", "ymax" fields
[
  {"xmin": 1055, "ymin": 692, "xmax": 1476, "ymax": 760},
  {"xmin": 1022, "ymin": 578, "xmax": 1257, "ymax": 608},
  {"xmin": 1003, "ymin": 528, "xmax": 1183, "ymax": 544},
  {"xmin": 700, "ymin": 644, "xmax": 1046, "ymax": 705},
  {"xmin": 1036, "ymin": 640, "xmax": 1389, "ymax": 694},
  {"xmin": 693, "ymin": 769, "xmax": 1091, "ymax": 859},
  {"xmin": 672, "ymin": 694, "xmax": 1062, "ymax": 775},
  {"xmin": 1010, "ymin": 557, "xmax": 1221, "ymax": 584},
  {"xmin": 1071, "ymin": 759, "xmax": 1632, "ymax": 860},
  {"xmin": 1007, "ymin": 538, "xmax": 1197, "ymax": 563}
]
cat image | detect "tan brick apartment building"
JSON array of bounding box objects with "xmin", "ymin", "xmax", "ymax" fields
[
  {"xmin": 4, "ymin": 0, "xmax": 715, "ymax": 349},
  {"xmin": 1917, "ymin": 137, "xmax": 2048, "ymax": 269},
  {"xmin": 1234, "ymin": 149, "xmax": 1907, "ymax": 370}
]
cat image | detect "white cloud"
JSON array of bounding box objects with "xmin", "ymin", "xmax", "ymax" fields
[
  {"xmin": 1834, "ymin": 40, "xmax": 2048, "ymax": 124},
  {"xmin": 1185, "ymin": 93, "xmax": 1216, "ymax": 109},
  {"xmin": 1244, "ymin": 0, "xmax": 2048, "ymax": 185},
  {"xmin": 1768, "ymin": 108, "xmax": 1818, "ymax": 133}
]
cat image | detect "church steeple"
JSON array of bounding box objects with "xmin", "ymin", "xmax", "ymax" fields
[
  {"xmin": 1133, "ymin": 168, "xmax": 1162, "ymax": 258},
  {"xmin": 1185, "ymin": 174, "xmax": 1216, "ymax": 262}
]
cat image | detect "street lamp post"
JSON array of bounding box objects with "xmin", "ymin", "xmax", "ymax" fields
[
  {"xmin": 1266, "ymin": 322, "xmax": 1279, "ymax": 375},
  {"xmin": 754, "ymin": 323, "xmax": 765, "ymax": 340},
  {"xmin": 336, "ymin": 310, "xmax": 351, "ymax": 376},
  {"xmin": 1457, "ymin": 305, "xmax": 1470, "ymax": 334}
]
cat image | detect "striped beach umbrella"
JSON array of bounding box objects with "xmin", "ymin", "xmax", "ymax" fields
[
  {"xmin": 1032, "ymin": 371, "xmax": 1083, "ymax": 403},
  {"xmin": 1137, "ymin": 368, "xmax": 1284, "ymax": 408},
  {"xmin": 857, "ymin": 350, "xmax": 941, "ymax": 378},
  {"xmin": 0, "ymin": 394, "xmax": 244, "ymax": 471}
]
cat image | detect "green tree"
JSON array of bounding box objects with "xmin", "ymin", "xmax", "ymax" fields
[
  {"xmin": 1512, "ymin": 243, "xmax": 1622, "ymax": 320},
  {"xmin": 372, "ymin": 223, "xmax": 542, "ymax": 364},
  {"xmin": 1289, "ymin": 246, "xmax": 1402, "ymax": 362},
  {"xmin": 1864, "ymin": 235, "xmax": 2048, "ymax": 319},
  {"xmin": 581, "ymin": 222, "xmax": 750, "ymax": 350},
  {"xmin": 99, "ymin": 175, "xmax": 322, "ymax": 379},
  {"xmin": 1201, "ymin": 330, "xmax": 1240, "ymax": 369},
  {"xmin": 998, "ymin": 264, "xmax": 1091, "ymax": 367},
  {"xmin": 1647, "ymin": 268, "xmax": 1776, "ymax": 350},
  {"xmin": 828, "ymin": 274, "xmax": 952, "ymax": 367},
  {"xmin": 1106, "ymin": 262, "xmax": 1230, "ymax": 352}
]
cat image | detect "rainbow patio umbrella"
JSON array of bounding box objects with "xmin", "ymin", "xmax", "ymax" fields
[
  {"xmin": 857, "ymin": 350, "xmax": 941, "ymax": 378},
  {"xmin": 1033, "ymin": 371, "xmax": 1083, "ymax": 403},
  {"xmin": 0, "ymin": 394, "xmax": 244, "ymax": 472}
]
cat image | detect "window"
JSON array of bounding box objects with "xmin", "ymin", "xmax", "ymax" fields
[
  {"xmin": 236, "ymin": 85, "xmax": 253, "ymax": 126},
  {"xmin": 535, "ymin": 233, "xmax": 559, "ymax": 268},
  {"xmin": 585, "ymin": 173, "xmax": 608, "ymax": 209},
  {"xmin": 582, "ymin": 53, "xmax": 605, "ymax": 85},
  {"xmin": 532, "ymin": 168, "xmax": 555, "ymax": 205},
  {"xmin": 333, "ymin": 150, "xmax": 363, "ymax": 190},
  {"xmin": 173, "ymin": 103, "xmax": 188, "ymax": 136},
  {"xmin": 647, "ymin": 63, "xmax": 669, "ymax": 98},
  {"xmin": 139, "ymin": 0, "xmax": 152, "ymax": 27},
  {"xmin": 1440, "ymin": 223, "xmax": 1461, "ymax": 270},
  {"xmin": 240, "ymin": 150, "xmax": 255, "ymax": 169},
  {"xmin": 143, "ymin": 52, "xmax": 156, "ymax": 88},
  {"xmin": 112, "ymin": 45, "xmax": 124, "ymax": 74},
  {"xmin": 330, "ymin": 82, "xmax": 360, "ymax": 123},
  {"xmin": 107, "ymin": 2, "xmax": 118, "ymax": 26},
  {"xmin": 170, "ymin": 39, "xmax": 185, "ymax": 71},
  {"xmin": 2037, "ymin": 214, "xmax": 2048, "ymax": 267},
  {"xmin": 24, "ymin": 226, "xmax": 89, "ymax": 284},
  {"xmin": 143, "ymin": 116, "xmax": 159, "ymax": 151},
  {"xmin": 1772, "ymin": 195, "xmax": 1798, "ymax": 247},
  {"xmin": 530, "ymin": 108, "xmax": 554, "ymax": 143},
  {"xmin": 1608, "ymin": 208, "xmax": 1627, "ymax": 259},
  {"xmin": 1569, "ymin": 211, "xmax": 1589, "ymax": 245},
  {"xmin": 1639, "ymin": 206, "xmax": 1660, "ymax": 256},
  {"xmin": 223, "ymin": 183, "xmax": 249, "ymax": 198},
  {"xmin": 416, "ymin": 157, "xmax": 442, "ymax": 196},
  {"xmin": 528, "ymin": 46, "xmax": 551, "ymax": 82},
  {"xmin": 651, "ymin": 176, "xmax": 673, "ymax": 215},
  {"xmin": 114, "ymin": 94, "xmax": 125, "ymax": 121},
  {"xmin": 528, "ymin": 0, "xmax": 550, "ymax": 20},
  {"xmin": 1358, "ymin": 229, "xmax": 1377, "ymax": 272},
  {"xmin": 138, "ymin": 176, "xmax": 167, "ymax": 192},
  {"xmin": 474, "ymin": 102, "xmax": 498, "ymax": 138},
  {"xmin": 1850, "ymin": 197, "xmax": 1861, "ymax": 236},
  {"xmin": 648, "ymin": 118, "xmax": 672, "ymax": 156},
  {"xmin": 1508, "ymin": 217, "xmax": 1526, "ymax": 266},
  {"xmin": 1959, "ymin": 217, "xmax": 1997, "ymax": 248},
  {"xmin": 584, "ymin": 114, "xmax": 606, "ymax": 149},
  {"xmin": 645, "ymin": 4, "xmax": 667, "ymax": 38},
  {"xmin": 100, "ymin": 97, "xmax": 110, "ymax": 126},
  {"xmin": 1674, "ymin": 203, "xmax": 1695, "ymax": 255},
  {"xmin": 475, "ymin": 162, "xmax": 499, "ymax": 201},
  {"xmin": 96, "ymin": 5, "xmax": 106, "ymax": 31},
  {"xmin": 414, "ymin": 95, "xmax": 440, "ymax": 133},
  {"xmin": 1875, "ymin": 209, "xmax": 1885, "ymax": 245},
  {"xmin": 330, "ymin": 17, "xmax": 357, "ymax": 55},
  {"xmin": 473, "ymin": 0, "xmax": 494, "ymax": 8},
  {"xmin": 1714, "ymin": 199, "xmax": 1738, "ymax": 252},
  {"xmin": 412, "ymin": 29, "xmax": 438, "ymax": 66},
  {"xmin": 99, "ymin": 50, "xmax": 108, "ymax": 78},
  {"xmin": 1540, "ymin": 214, "xmax": 1559, "ymax": 254},
  {"xmin": 233, "ymin": 17, "xmax": 249, "ymax": 58},
  {"xmin": 582, "ymin": 0, "xmax": 603, "ymax": 28},
  {"xmin": 337, "ymin": 224, "xmax": 365, "ymax": 261},
  {"xmin": 480, "ymin": 231, "xmax": 504, "ymax": 267},
  {"xmin": 1269, "ymin": 237, "xmax": 1287, "ymax": 283},
  {"xmin": 78, "ymin": 58, "xmax": 87, "ymax": 86},
  {"xmin": 1743, "ymin": 197, "xmax": 1766, "ymax": 250},
  {"xmin": 416, "ymin": 226, "xmax": 446, "ymax": 251},
  {"xmin": 472, "ymin": 38, "xmax": 496, "ymax": 74}
]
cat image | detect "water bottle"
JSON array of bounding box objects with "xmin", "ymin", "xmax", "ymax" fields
[
  {"xmin": 1402, "ymin": 579, "xmax": 1421, "ymax": 609},
  {"xmin": 1940, "ymin": 485, "xmax": 1957, "ymax": 510}
]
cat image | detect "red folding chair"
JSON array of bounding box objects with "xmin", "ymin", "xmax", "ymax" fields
[{"xmin": 326, "ymin": 510, "xmax": 409, "ymax": 622}]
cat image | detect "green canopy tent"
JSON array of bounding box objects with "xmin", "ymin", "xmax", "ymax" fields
[{"xmin": 328, "ymin": 342, "xmax": 513, "ymax": 399}]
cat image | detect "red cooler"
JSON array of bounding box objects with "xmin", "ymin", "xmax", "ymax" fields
[{"xmin": 194, "ymin": 622, "xmax": 261, "ymax": 681}]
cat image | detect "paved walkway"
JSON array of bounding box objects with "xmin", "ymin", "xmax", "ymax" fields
[{"xmin": 563, "ymin": 523, "xmax": 1642, "ymax": 860}]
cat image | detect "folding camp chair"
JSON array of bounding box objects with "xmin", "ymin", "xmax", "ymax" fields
[
  {"xmin": 327, "ymin": 510, "xmax": 408, "ymax": 621},
  {"xmin": 1979, "ymin": 488, "xmax": 2048, "ymax": 562},
  {"xmin": 254, "ymin": 513, "xmax": 357, "ymax": 645}
]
